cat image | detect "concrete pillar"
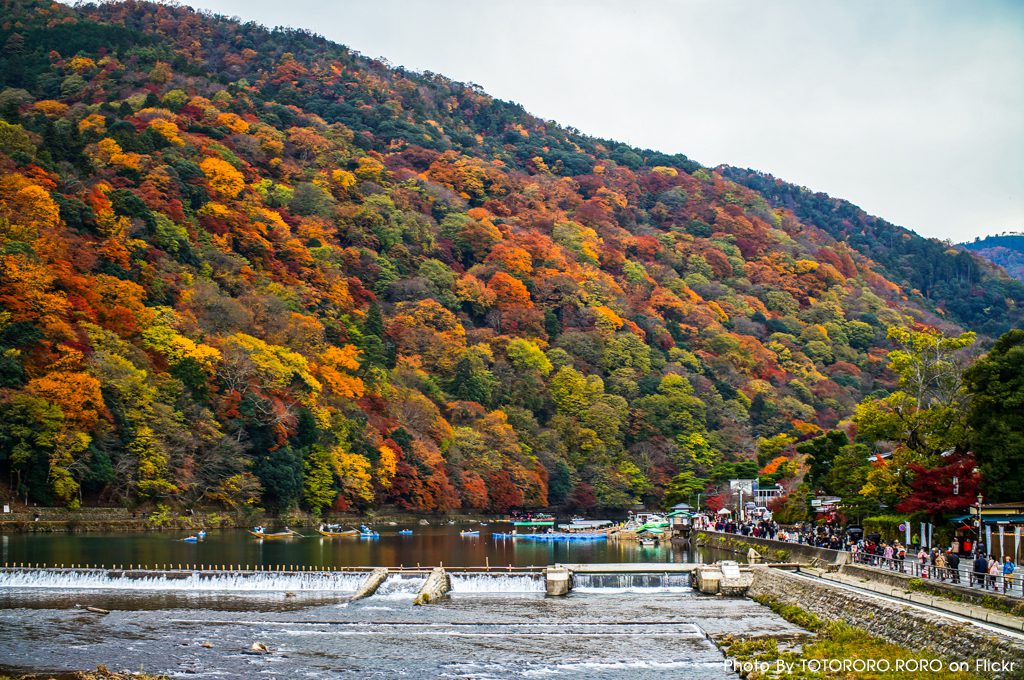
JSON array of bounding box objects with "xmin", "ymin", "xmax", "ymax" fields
[
  {"xmin": 413, "ymin": 567, "xmax": 450, "ymax": 605},
  {"xmin": 351, "ymin": 568, "xmax": 389, "ymax": 601},
  {"xmin": 545, "ymin": 567, "xmax": 572, "ymax": 596}
]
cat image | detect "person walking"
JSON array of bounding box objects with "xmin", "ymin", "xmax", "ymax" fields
[
  {"xmin": 935, "ymin": 550, "xmax": 948, "ymax": 582},
  {"xmin": 947, "ymin": 550, "xmax": 961, "ymax": 584},
  {"xmin": 883, "ymin": 542, "xmax": 894, "ymax": 570},
  {"xmin": 1002, "ymin": 555, "xmax": 1015, "ymax": 594}
]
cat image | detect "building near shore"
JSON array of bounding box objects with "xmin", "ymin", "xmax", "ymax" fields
[{"xmin": 950, "ymin": 501, "xmax": 1024, "ymax": 561}]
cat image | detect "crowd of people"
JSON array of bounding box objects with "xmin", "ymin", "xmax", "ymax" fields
[
  {"xmin": 853, "ymin": 540, "xmax": 1016, "ymax": 593},
  {"xmin": 695, "ymin": 514, "xmax": 1018, "ymax": 595}
]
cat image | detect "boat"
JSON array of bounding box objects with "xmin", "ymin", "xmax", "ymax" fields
[
  {"xmin": 460, "ymin": 530, "xmax": 480, "ymax": 536},
  {"xmin": 250, "ymin": 526, "xmax": 296, "ymax": 539},
  {"xmin": 317, "ymin": 525, "xmax": 358, "ymax": 537},
  {"xmin": 640, "ymin": 537, "xmax": 658, "ymax": 547},
  {"xmin": 511, "ymin": 513, "xmax": 556, "ymax": 527},
  {"xmin": 359, "ymin": 524, "xmax": 379, "ymax": 538},
  {"xmin": 559, "ymin": 519, "xmax": 613, "ymax": 532},
  {"xmin": 182, "ymin": 535, "xmax": 199, "ymax": 543},
  {"xmin": 398, "ymin": 529, "xmax": 414, "ymax": 535}
]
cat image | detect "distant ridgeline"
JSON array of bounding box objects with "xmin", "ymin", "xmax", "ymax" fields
[
  {"xmin": 0, "ymin": 0, "xmax": 1021, "ymax": 515},
  {"xmin": 719, "ymin": 167, "xmax": 1024, "ymax": 336},
  {"xmin": 961, "ymin": 233, "xmax": 1024, "ymax": 284}
]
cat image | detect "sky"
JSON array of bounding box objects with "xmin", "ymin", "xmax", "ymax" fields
[{"xmin": 182, "ymin": 0, "xmax": 1024, "ymax": 243}]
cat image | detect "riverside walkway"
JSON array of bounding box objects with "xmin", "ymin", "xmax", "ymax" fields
[{"xmin": 849, "ymin": 551, "xmax": 1022, "ymax": 598}]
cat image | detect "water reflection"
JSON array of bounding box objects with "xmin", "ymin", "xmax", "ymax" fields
[{"xmin": 2, "ymin": 526, "xmax": 725, "ymax": 569}]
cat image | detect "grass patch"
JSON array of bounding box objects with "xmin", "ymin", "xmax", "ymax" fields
[{"xmin": 752, "ymin": 594, "xmax": 826, "ymax": 632}]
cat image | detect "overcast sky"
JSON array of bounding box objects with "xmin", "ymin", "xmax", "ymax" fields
[{"xmin": 184, "ymin": 0, "xmax": 1023, "ymax": 243}]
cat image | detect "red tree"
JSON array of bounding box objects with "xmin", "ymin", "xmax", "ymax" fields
[
  {"xmin": 895, "ymin": 452, "xmax": 980, "ymax": 519},
  {"xmin": 568, "ymin": 482, "xmax": 597, "ymax": 511},
  {"xmin": 488, "ymin": 470, "xmax": 525, "ymax": 513}
]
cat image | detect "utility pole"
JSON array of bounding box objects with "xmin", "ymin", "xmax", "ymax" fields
[{"xmin": 976, "ymin": 493, "xmax": 984, "ymax": 555}]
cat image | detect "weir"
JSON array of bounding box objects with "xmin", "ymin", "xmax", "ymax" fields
[
  {"xmin": 572, "ymin": 572, "xmax": 693, "ymax": 592},
  {"xmin": 0, "ymin": 562, "xmax": 755, "ymax": 599}
]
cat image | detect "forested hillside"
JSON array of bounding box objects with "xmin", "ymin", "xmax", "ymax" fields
[
  {"xmin": 719, "ymin": 167, "xmax": 1023, "ymax": 336},
  {"xmin": 962, "ymin": 233, "xmax": 1024, "ymax": 283},
  {"xmin": 0, "ymin": 0, "xmax": 1016, "ymax": 514}
]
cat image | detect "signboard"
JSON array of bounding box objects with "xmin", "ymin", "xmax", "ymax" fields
[
  {"xmin": 729, "ymin": 479, "xmax": 756, "ymax": 494},
  {"xmin": 898, "ymin": 523, "xmax": 906, "ymax": 532}
]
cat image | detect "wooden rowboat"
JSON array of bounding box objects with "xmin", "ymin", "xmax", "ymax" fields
[
  {"xmin": 249, "ymin": 529, "xmax": 296, "ymax": 539},
  {"xmin": 317, "ymin": 528, "xmax": 358, "ymax": 537}
]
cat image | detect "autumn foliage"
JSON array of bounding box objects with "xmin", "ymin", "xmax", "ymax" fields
[{"xmin": 0, "ymin": 0, "xmax": 1013, "ymax": 514}]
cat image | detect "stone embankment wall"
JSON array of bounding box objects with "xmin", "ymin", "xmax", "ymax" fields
[
  {"xmin": 749, "ymin": 566, "xmax": 1024, "ymax": 672},
  {"xmin": 694, "ymin": 530, "xmax": 848, "ymax": 567}
]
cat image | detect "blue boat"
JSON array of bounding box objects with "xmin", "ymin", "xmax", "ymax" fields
[
  {"xmin": 182, "ymin": 535, "xmax": 199, "ymax": 543},
  {"xmin": 398, "ymin": 529, "xmax": 414, "ymax": 535},
  {"xmin": 460, "ymin": 530, "xmax": 480, "ymax": 536}
]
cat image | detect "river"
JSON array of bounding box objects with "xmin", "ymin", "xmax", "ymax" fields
[
  {"xmin": 0, "ymin": 526, "xmax": 800, "ymax": 678},
  {"xmin": 0, "ymin": 525, "xmax": 732, "ymax": 569}
]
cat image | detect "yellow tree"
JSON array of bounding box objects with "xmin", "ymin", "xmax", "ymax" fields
[{"xmin": 200, "ymin": 157, "xmax": 245, "ymax": 199}]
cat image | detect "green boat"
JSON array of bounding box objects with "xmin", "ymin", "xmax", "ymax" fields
[
  {"xmin": 637, "ymin": 521, "xmax": 670, "ymax": 532},
  {"xmin": 512, "ymin": 519, "xmax": 555, "ymax": 527}
]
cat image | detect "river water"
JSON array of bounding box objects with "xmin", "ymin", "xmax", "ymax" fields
[
  {"xmin": 0, "ymin": 526, "xmax": 802, "ymax": 678},
  {"xmin": 0, "ymin": 525, "xmax": 731, "ymax": 569}
]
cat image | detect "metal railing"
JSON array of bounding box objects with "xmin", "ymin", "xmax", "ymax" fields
[{"xmin": 850, "ymin": 552, "xmax": 1021, "ymax": 598}]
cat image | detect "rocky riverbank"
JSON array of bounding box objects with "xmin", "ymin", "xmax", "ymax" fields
[{"xmin": 0, "ymin": 666, "xmax": 165, "ymax": 680}]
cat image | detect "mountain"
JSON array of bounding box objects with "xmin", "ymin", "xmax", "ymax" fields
[
  {"xmin": 0, "ymin": 0, "xmax": 1018, "ymax": 514},
  {"xmin": 718, "ymin": 167, "xmax": 1024, "ymax": 337},
  {"xmin": 962, "ymin": 233, "xmax": 1024, "ymax": 283}
]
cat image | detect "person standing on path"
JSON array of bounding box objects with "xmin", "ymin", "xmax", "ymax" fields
[
  {"xmin": 987, "ymin": 555, "xmax": 1000, "ymax": 591},
  {"xmin": 1002, "ymin": 555, "xmax": 1016, "ymax": 594},
  {"xmin": 973, "ymin": 553, "xmax": 989, "ymax": 587}
]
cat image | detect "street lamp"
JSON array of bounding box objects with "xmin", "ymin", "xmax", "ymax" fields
[{"xmin": 976, "ymin": 493, "xmax": 984, "ymax": 555}]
